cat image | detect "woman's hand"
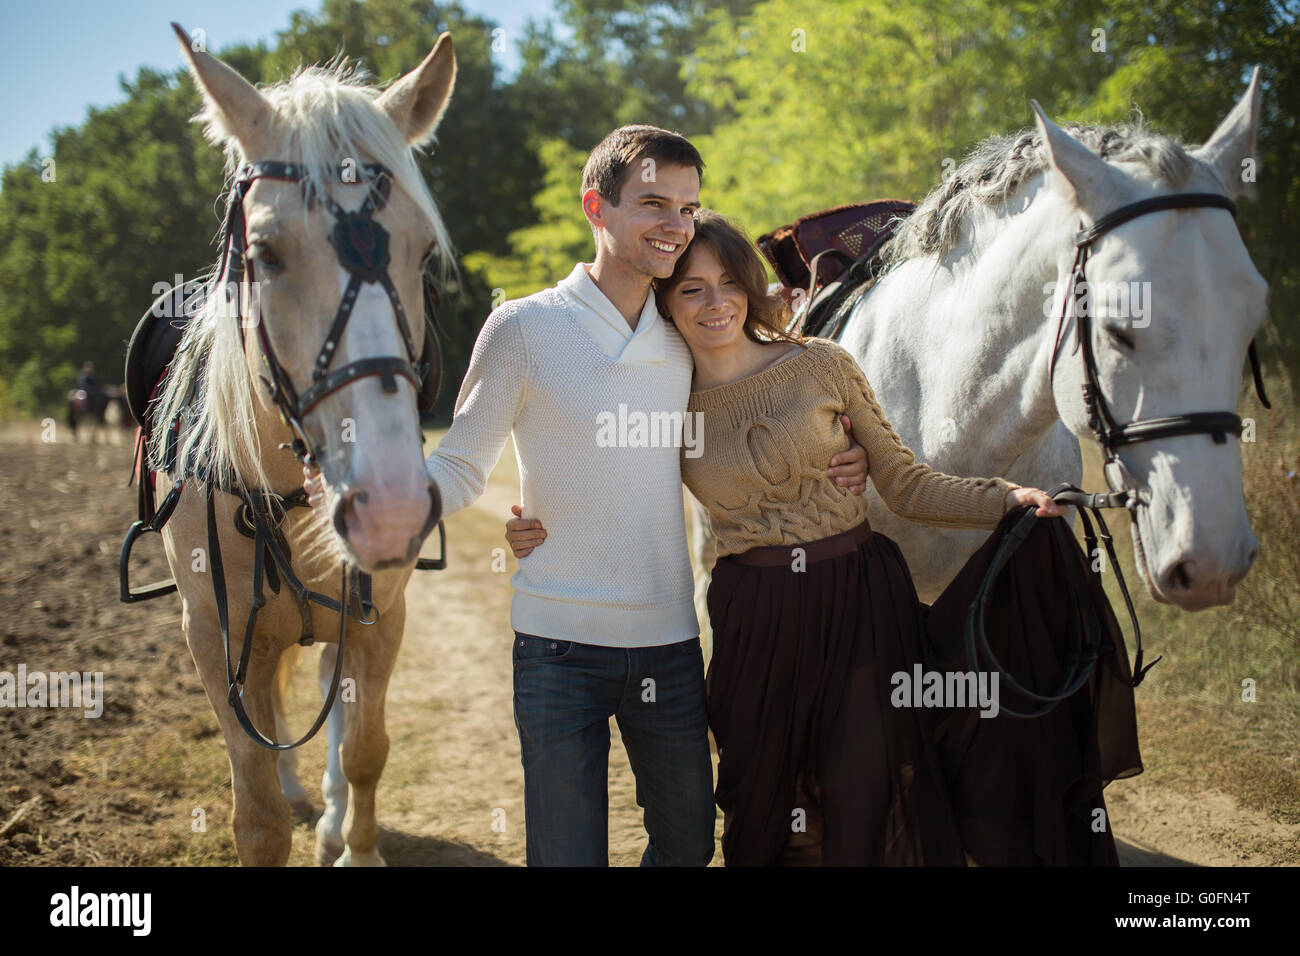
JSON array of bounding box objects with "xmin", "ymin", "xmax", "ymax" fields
[
  {"xmin": 506, "ymin": 504, "xmax": 547, "ymax": 558},
  {"xmin": 1004, "ymin": 486, "xmax": 1067, "ymax": 518},
  {"xmin": 303, "ymin": 462, "xmax": 325, "ymax": 509},
  {"xmin": 828, "ymin": 415, "xmax": 870, "ymax": 495}
]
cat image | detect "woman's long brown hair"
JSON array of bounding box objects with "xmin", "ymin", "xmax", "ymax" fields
[{"xmin": 654, "ymin": 208, "xmax": 804, "ymax": 345}]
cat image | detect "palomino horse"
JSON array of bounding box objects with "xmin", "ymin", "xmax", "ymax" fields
[
  {"xmin": 149, "ymin": 26, "xmax": 456, "ymax": 865},
  {"xmin": 690, "ymin": 71, "xmax": 1268, "ymax": 642}
]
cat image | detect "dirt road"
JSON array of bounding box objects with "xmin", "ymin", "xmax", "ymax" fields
[{"xmin": 1, "ymin": 431, "xmax": 1295, "ymax": 866}]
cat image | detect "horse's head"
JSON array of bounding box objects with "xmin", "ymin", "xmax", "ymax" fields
[
  {"xmin": 1033, "ymin": 72, "xmax": 1268, "ymax": 609},
  {"xmin": 173, "ymin": 24, "xmax": 455, "ymax": 572}
]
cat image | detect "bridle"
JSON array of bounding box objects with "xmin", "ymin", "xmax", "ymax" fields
[
  {"xmin": 965, "ymin": 192, "xmax": 1272, "ymax": 717},
  {"xmin": 1049, "ymin": 192, "xmax": 1271, "ymax": 507},
  {"xmin": 222, "ymin": 160, "xmax": 438, "ymax": 473},
  {"xmin": 120, "ymin": 159, "xmax": 446, "ymax": 751}
]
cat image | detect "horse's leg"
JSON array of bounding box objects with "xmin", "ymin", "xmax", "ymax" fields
[
  {"xmin": 273, "ymin": 643, "xmax": 314, "ymax": 823},
  {"xmin": 314, "ymin": 642, "xmax": 348, "ymax": 866},
  {"xmin": 333, "ymin": 604, "xmax": 403, "ymax": 867},
  {"xmin": 687, "ymin": 493, "xmax": 716, "ymax": 661},
  {"xmin": 184, "ymin": 618, "xmax": 294, "ymax": 866}
]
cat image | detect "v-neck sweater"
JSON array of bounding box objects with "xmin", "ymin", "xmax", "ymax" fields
[
  {"xmin": 423, "ymin": 263, "xmax": 698, "ymax": 647},
  {"xmin": 683, "ymin": 337, "xmax": 1022, "ymax": 558}
]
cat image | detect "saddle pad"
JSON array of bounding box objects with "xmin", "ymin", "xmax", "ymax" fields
[{"xmin": 758, "ymin": 199, "xmax": 916, "ymax": 291}]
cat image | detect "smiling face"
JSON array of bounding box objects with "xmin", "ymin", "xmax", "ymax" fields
[
  {"xmin": 659, "ymin": 241, "xmax": 751, "ymax": 358},
  {"xmin": 584, "ymin": 161, "xmax": 701, "ymax": 280}
]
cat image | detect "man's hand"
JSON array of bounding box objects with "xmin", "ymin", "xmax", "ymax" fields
[
  {"xmin": 828, "ymin": 414, "xmax": 869, "ymax": 495},
  {"xmin": 506, "ymin": 504, "xmax": 547, "ymax": 558},
  {"xmin": 1003, "ymin": 487, "xmax": 1067, "ymax": 517}
]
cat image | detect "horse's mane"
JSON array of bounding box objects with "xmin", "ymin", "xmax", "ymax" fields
[
  {"xmin": 149, "ymin": 59, "xmax": 453, "ymax": 503},
  {"xmin": 881, "ymin": 120, "xmax": 1196, "ymax": 268}
]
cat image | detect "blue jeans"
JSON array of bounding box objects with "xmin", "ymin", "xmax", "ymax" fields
[{"xmin": 512, "ymin": 632, "xmax": 716, "ymax": 866}]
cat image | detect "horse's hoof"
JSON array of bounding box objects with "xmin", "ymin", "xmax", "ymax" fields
[
  {"xmin": 288, "ymin": 796, "xmax": 316, "ymax": 824},
  {"xmin": 332, "ymin": 846, "xmax": 387, "ymax": 867}
]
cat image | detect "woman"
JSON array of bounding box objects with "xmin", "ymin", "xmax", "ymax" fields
[{"xmin": 497, "ymin": 208, "xmax": 1101, "ymax": 866}]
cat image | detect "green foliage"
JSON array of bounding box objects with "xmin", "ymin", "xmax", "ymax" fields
[
  {"xmin": 463, "ymin": 138, "xmax": 592, "ymax": 301},
  {"xmin": 512, "ymin": 0, "xmax": 756, "ymax": 150},
  {"xmin": 690, "ymin": 0, "xmax": 1299, "ymax": 379},
  {"xmin": 1, "ymin": 0, "xmax": 1296, "ymax": 419},
  {"xmin": 0, "ymin": 66, "xmax": 227, "ymax": 415}
]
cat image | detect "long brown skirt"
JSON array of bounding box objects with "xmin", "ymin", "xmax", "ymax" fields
[
  {"xmin": 705, "ymin": 509, "xmax": 1143, "ymax": 867},
  {"xmin": 706, "ymin": 519, "xmax": 966, "ymax": 866}
]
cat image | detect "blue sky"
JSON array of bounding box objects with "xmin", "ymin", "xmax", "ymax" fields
[{"xmin": 0, "ymin": 0, "xmax": 556, "ymax": 169}]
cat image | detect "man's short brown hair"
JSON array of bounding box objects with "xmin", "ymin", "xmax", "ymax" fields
[{"xmin": 581, "ymin": 125, "xmax": 704, "ymax": 205}]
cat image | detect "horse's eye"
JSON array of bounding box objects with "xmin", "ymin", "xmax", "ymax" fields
[
  {"xmin": 420, "ymin": 241, "xmax": 439, "ymax": 267},
  {"xmin": 252, "ymin": 243, "xmax": 283, "ymax": 275},
  {"xmin": 1105, "ymin": 325, "xmax": 1136, "ymax": 350}
]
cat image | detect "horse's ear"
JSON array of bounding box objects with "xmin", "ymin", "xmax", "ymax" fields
[
  {"xmin": 1030, "ymin": 100, "xmax": 1125, "ymax": 212},
  {"xmin": 1191, "ymin": 66, "xmax": 1262, "ymax": 199},
  {"xmin": 171, "ymin": 22, "xmax": 274, "ymax": 155},
  {"xmin": 377, "ymin": 33, "xmax": 456, "ymax": 146}
]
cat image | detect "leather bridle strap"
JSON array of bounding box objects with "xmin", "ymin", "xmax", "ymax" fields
[
  {"xmin": 296, "ymin": 355, "xmax": 422, "ymax": 415},
  {"xmin": 1049, "ymin": 192, "xmax": 1271, "ymax": 506},
  {"xmin": 224, "ymin": 159, "xmax": 427, "ymax": 465},
  {"xmin": 1073, "ymin": 193, "xmax": 1236, "ymax": 246}
]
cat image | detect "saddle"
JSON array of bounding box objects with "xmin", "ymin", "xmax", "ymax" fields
[
  {"xmin": 757, "ymin": 199, "xmax": 916, "ymax": 339},
  {"xmin": 124, "ymin": 279, "xmax": 206, "ymax": 431}
]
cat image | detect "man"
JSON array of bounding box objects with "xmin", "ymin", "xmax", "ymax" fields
[{"xmin": 309, "ymin": 125, "xmax": 868, "ymax": 865}]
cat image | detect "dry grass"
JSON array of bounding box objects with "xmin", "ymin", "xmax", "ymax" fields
[{"xmin": 1079, "ymin": 370, "xmax": 1300, "ymax": 825}]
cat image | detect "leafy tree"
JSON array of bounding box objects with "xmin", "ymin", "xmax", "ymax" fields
[
  {"xmin": 2, "ymin": 0, "xmax": 1295, "ymax": 417},
  {"xmin": 690, "ymin": 0, "xmax": 1299, "ymax": 379},
  {"xmin": 463, "ymin": 138, "xmax": 592, "ymax": 301}
]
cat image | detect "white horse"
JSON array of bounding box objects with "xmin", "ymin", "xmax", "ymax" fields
[
  {"xmin": 150, "ymin": 26, "xmax": 455, "ymax": 865},
  {"xmin": 693, "ymin": 70, "xmax": 1267, "ymax": 639}
]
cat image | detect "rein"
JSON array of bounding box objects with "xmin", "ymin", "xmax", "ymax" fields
[{"xmin": 963, "ymin": 484, "xmax": 1149, "ymax": 718}]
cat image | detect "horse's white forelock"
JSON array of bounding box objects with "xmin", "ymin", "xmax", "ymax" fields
[
  {"xmin": 150, "ymin": 58, "xmax": 452, "ymax": 505},
  {"xmin": 883, "ymin": 120, "xmax": 1196, "ymax": 269}
]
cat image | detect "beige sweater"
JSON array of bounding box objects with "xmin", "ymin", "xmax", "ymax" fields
[{"xmin": 683, "ymin": 337, "xmax": 1022, "ymax": 558}]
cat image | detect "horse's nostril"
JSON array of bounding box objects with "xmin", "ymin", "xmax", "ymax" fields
[
  {"xmin": 332, "ymin": 487, "xmax": 363, "ymax": 540},
  {"xmin": 1171, "ymin": 561, "xmax": 1192, "ymax": 591}
]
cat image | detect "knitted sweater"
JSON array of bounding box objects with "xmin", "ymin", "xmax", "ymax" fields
[
  {"xmin": 683, "ymin": 337, "xmax": 1022, "ymax": 558},
  {"xmin": 423, "ymin": 263, "xmax": 698, "ymax": 647}
]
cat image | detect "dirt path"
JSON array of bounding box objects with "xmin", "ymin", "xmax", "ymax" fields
[
  {"xmin": 1109, "ymin": 783, "xmax": 1300, "ymax": 866},
  {"xmin": 0, "ymin": 428, "xmax": 1295, "ymax": 866}
]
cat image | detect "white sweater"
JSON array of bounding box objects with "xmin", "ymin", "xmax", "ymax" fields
[{"xmin": 424, "ymin": 263, "xmax": 699, "ymax": 647}]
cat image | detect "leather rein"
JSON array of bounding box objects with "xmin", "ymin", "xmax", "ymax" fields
[{"xmin": 966, "ymin": 191, "xmax": 1271, "ymax": 717}]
